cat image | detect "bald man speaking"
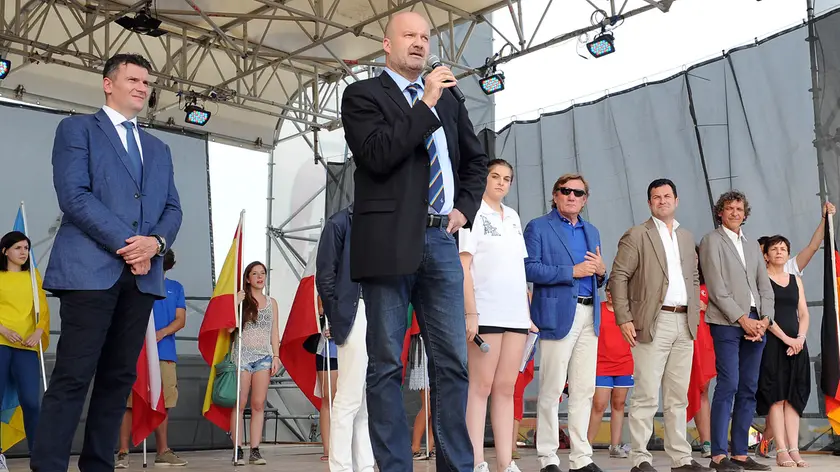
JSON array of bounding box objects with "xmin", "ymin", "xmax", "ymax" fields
[{"xmin": 340, "ymin": 11, "xmax": 488, "ymax": 472}]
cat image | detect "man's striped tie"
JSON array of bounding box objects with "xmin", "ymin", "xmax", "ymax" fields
[{"xmin": 406, "ymin": 84, "xmax": 445, "ymax": 212}]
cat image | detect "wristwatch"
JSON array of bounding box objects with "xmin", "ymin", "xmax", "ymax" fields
[{"xmin": 151, "ymin": 235, "xmax": 166, "ymax": 255}]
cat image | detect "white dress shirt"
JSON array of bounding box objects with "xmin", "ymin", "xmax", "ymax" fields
[
  {"xmin": 652, "ymin": 217, "xmax": 688, "ymax": 306},
  {"xmin": 722, "ymin": 225, "xmax": 757, "ymax": 306},
  {"xmin": 102, "ymin": 105, "xmax": 144, "ymax": 163}
]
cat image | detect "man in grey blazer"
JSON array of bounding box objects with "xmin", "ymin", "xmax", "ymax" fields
[
  {"xmin": 699, "ymin": 190, "xmax": 774, "ymax": 472},
  {"xmin": 610, "ymin": 179, "xmax": 708, "ymax": 472}
]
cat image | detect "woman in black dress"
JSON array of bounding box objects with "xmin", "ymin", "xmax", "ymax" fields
[{"xmin": 756, "ymin": 235, "xmax": 810, "ymax": 468}]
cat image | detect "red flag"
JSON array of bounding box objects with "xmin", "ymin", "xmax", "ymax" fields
[
  {"xmin": 279, "ymin": 248, "xmax": 322, "ymax": 409},
  {"xmin": 687, "ymin": 285, "xmax": 716, "ymax": 422},
  {"xmin": 130, "ymin": 313, "xmax": 167, "ymax": 445}
]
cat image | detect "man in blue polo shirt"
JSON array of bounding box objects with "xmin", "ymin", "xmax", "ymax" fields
[{"xmin": 115, "ymin": 250, "xmax": 188, "ymax": 467}]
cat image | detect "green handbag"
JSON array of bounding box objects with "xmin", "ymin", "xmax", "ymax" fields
[{"xmin": 212, "ymin": 338, "xmax": 238, "ymax": 408}]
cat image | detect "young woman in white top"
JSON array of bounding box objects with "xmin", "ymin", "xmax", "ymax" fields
[
  {"xmin": 460, "ymin": 159, "xmax": 536, "ymax": 472},
  {"xmin": 232, "ymin": 261, "xmax": 280, "ymax": 466}
]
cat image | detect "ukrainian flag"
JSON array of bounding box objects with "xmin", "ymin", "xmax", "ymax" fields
[{"xmin": 2, "ymin": 205, "xmax": 40, "ymax": 451}]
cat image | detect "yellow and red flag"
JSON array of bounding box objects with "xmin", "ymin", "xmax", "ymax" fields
[
  {"xmin": 822, "ymin": 213, "xmax": 840, "ymax": 434},
  {"xmin": 198, "ymin": 216, "xmax": 243, "ymax": 431}
]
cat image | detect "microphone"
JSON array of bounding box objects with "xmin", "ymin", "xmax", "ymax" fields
[
  {"xmin": 427, "ymin": 55, "xmax": 465, "ymax": 103},
  {"xmin": 473, "ymin": 334, "xmax": 490, "ymax": 353}
]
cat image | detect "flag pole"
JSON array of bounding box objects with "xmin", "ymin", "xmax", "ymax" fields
[
  {"xmin": 142, "ymin": 438, "xmax": 147, "ymax": 468},
  {"xmin": 234, "ymin": 210, "xmax": 245, "ymax": 464},
  {"xmin": 324, "ymin": 315, "xmax": 333, "ymax": 415},
  {"xmin": 421, "ymin": 336, "xmax": 430, "ymax": 457},
  {"xmin": 20, "ymin": 202, "xmax": 48, "ymax": 391}
]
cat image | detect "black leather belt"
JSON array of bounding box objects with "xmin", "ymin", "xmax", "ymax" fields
[
  {"xmin": 577, "ymin": 296, "xmax": 594, "ymax": 306},
  {"xmin": 661, "ymin": 305, "xmax": 688, "ymax": 313},
  {"xmin": 426, "ymin": 214, "xmax": 449, "ymax": 228}
]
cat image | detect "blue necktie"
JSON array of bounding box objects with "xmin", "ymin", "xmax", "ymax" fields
[
  {"xmin": 121, "ymin": 121, "xmax": 143, "ymax": 186},
  {"xmin": 406, "ymin": 84, "xmax": 445, "ymax": 213}
]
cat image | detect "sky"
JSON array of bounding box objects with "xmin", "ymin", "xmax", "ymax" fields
[
  {"xmin": 207, "ymin": 0, "xmax": 840, "ymax": 307},
  {"xmin": 491, "ymin": 0, "xmax": 840, "ymax": 128}
]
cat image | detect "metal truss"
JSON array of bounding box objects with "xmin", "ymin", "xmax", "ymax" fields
[
  {"xmin": 0, "ymin": 0, "xmax": 675, "ymax": 442},
  {"xmin": 0, "ymin": 0, "xmax": 674, "ymax": 148},
  {"xmin": 263, "ymin": 0, "xmax": 676, "ymax": 287}
]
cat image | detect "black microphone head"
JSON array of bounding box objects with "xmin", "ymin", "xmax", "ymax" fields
[{"xmin": 427, "ymin": 55, "xmax": 443, "ymax": 69}]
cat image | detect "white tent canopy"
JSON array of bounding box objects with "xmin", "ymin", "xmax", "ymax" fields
[
  {"xmin": 0, "ymin": 0, "xmax": 675, "ymax": 148},
  {"xmin": 0, "ymin": 0, "xmax": 515, "ymax": 147}
]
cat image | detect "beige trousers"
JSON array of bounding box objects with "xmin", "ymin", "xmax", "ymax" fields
[
  {"xmin": 537, "ymin": 304, "xmax": 597, "ymax": 470},
  {"xmin": 628, "ymin": 311, "xmax": 694, "ymax": 468}
]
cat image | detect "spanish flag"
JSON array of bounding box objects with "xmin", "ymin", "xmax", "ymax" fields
[
  {"xmin": 198, "ymin": 215, "xmax": 243, "ymax": 431},
  {"xmin": 822, "ymin": 213, "xmax": 840, "ymax": 434}
]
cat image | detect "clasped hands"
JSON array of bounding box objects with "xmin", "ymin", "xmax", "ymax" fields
[
  {"xmin": 116, "ymin": 235, "xmax": 160, "ymax": 275},
  {"xmin": 572, "ymin": 246, "xmax": 607, "ymax": 278},
  {"xmin": 738, "ymin": 315, "xmax": 769, "ymax": 342},
  {"xmin": 0, "ymin": 326, "xmax": 43, "ymax": 347}
]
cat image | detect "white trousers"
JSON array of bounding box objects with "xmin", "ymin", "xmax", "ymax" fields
[
  {"xmin": 329, "ymin": 299, "xmax": 375, "ymax": 472},
  {"xmin": 537, "ymin": 303, "xmax": 598, "ymax": 470},
  {"xmin": 628, "ymin": 312, "xmax": 694, "ymax": 468}
]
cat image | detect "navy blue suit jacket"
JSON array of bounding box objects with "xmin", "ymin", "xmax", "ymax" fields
[
  {"xmin": 43, "ymin": 109, "xmax": 182, "ymax": 298},
  {"xmin": 315, "ymin": 206, "xmax": 361, "ymax": 345},
  {"xmin": 524, "ymin": 210, "xmax": 605, "ymax": 340}
]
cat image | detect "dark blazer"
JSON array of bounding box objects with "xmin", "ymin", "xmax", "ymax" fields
[
  {"xmin": 44, "ymin": 109, "xmax": 182, "ymax": 298},
  {"xmin": 315, "ymin": 206, "xmax": 361, "ymax": 345},
  {"xmin": 340, "ymin": 71, "xmax": 488, "ymax": 280},
  {"xmin": 524, "ymin": 210, "xmax": 605, "ymax": 340}
]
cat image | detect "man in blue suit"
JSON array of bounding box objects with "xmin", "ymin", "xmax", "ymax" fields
[
  {"xmin": 31, "ymin": 53, "xmax": 182, "ymax": 472},
  {"xmin": 524, "ymin": 173, "xmax": 606, "ymax": 472},
  {"xmin": 315, "ymin": 204, "xmax": 375, "ymax": 472}
]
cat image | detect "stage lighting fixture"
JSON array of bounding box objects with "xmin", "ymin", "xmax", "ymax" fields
[
  {"xmin": 185, "ymin": 104, "xmax": 211, "ymax": 126},
  {"xmin": 0, "ymin": 59, "xmax": 10, "ymax": 79},
  {"xmin": 587, "ymin": 32, "xmax": 615, "ymax": 58},
  {"xmin": 479, "ymin": 72, "xmax": 505, "ymax": 95},
  {"xmin": 115, "ymin": 6, "xmax": 166, "ymax": 37}
]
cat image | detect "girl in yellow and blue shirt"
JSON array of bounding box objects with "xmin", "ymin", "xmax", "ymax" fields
[{"xmin": 0, "ymin": 231, "xmax": 50, "ymax": 455}]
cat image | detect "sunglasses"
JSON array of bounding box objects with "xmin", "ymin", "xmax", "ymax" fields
[{"xmin": 556, "ymin": 187, "xmax": 587, "ymax": 198}]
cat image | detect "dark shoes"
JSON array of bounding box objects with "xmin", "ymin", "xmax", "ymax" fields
[
  {"xmin": 571, "ymin": 463, "xmax": 604, "ymax": 472},
  {"xmin": 632, "ymin": 462, "xmax": 659, "ymax": 472},
  {"xmin": 709, "ymin": 457, "xmax": 743, "ymax": 472},
  {"xmin": 709, "ymin": 456, "xmax": 770, "ymax": 472},
  {"xmin": 541, "ymin": 465, "xmax": 563, "ymax": 472},
  {"xmin": 672, "ymin": 460, "xmax": 713, "ymax": 472},
  {"xmin": 730, "ymin": 457, "xmax": 771, "ymax": 471}
]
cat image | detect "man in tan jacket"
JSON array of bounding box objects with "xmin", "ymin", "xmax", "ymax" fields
[{"xmin": 609, "ymin": 179, "xmax": 707, "ymax": 472}]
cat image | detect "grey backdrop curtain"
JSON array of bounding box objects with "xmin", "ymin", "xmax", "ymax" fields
[{"xmin": 491, "ymin": 8, "xmax": 840, "ymax": 446}]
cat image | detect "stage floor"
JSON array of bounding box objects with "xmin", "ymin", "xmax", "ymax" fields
[{"xmin": 12, "ymin": 445, "xmax": 838, "ymax": 471}]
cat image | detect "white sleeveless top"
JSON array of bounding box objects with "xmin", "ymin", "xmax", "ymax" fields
[{"xmin": 234, "ymin": 303, "xmax": 273, "ymax": 364}]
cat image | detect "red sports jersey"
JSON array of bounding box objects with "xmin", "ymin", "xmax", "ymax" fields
[{"xmin": 596, "ymin": 302, "xmax": 634, "ymax": 377}]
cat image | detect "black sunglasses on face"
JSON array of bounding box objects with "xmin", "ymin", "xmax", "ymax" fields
[{"xmin": 556, "ymin": 187, "xmax": 587, "ymax": 198}]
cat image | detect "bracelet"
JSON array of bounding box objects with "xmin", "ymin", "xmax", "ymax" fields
[
  {"xmin": 797, "ymin": 334, "xmax": 805, "ymax": 339},
  {"xmin": 465, "ymin": 312, "xmax": 479, "ymax": 317}
]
